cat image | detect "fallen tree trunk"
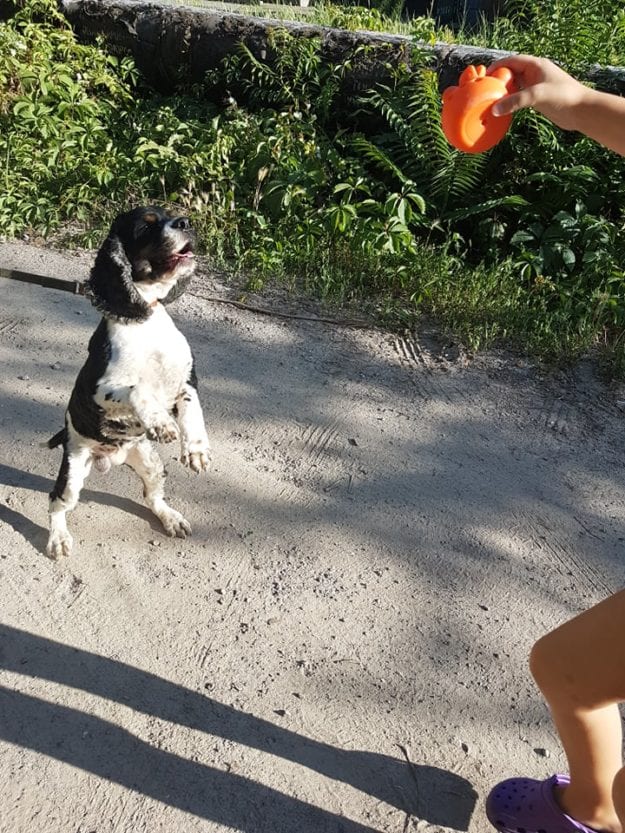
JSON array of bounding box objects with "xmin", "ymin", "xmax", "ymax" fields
[
  {"xmin": 58, "ymin": 0, "xmax": 508, "ymax": 92},
  {"xmin": 60, "ymin": 0, "xmax": 625, "ymax": 95}
]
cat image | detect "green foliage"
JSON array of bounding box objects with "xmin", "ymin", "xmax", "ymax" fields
[
  {"xmin": 494, "ymin": 0, "xmax": 625, "ymax": 70},
  {"xmin": 4, "ymin": 0, "xmax": 625, "ymax": 369},
  {"xmin": 0, "ymin": 0, "xmax": 139, "ymax": 234},
  {"xmin": 205, "ymin": 30, "xmax": 350, "ymax": 120},
  {"xmin": 353, "ymin": 67, "xmax": 493, "ymax": 220}
]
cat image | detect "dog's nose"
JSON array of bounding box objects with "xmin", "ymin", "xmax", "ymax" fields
[{"xmin": 171, "ymin": 217, "xmax": 191, "ymax": 231}]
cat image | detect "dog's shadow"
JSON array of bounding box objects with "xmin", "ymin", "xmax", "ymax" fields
[{"xmin": 0, "ymin": 462, "xmax": 159, "ymax": 555}]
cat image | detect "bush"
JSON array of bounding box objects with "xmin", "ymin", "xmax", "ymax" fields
[{"xmin": 3, "ymin": 0, "xmax": 625, "ymax": 368}]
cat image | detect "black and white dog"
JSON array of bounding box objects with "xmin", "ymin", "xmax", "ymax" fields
[{"xmin": 46, "ymin": 206, "xmax": 211, "ymax": 560}]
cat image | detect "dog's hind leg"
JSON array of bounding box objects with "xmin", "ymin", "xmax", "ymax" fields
[
  {"xmin": 47, "ymin": 445, "xmax": 92, "ymax": 560},
  {"xmin": 125, "ymin": 439, "xmax": 191, "ymax": 539}
]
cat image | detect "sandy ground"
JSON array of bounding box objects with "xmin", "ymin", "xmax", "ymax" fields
[{"xmin": 0, "ymin": 240, "xmax": 624, "ymax": 833}]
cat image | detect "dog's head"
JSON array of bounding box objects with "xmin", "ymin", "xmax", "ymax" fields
[{"xmin": 86, "ymin": 206, "xmax": 196, "ymax": 320}]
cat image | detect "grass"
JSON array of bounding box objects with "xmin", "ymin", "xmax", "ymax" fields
[
  {"xmin": 3, "ymin": 0, "xmax": 625, "ymax": 371},
  {"xmin": 162, "ymin": 0, "xmax": 443, "ymax": 38}
]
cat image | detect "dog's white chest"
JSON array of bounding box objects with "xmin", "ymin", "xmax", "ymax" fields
[{"xmin": 100, "ymin": 306, "xmax": 192, "ymax": 407}]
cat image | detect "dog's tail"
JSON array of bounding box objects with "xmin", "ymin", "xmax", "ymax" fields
[{"xmin": 46, "ymin": 428, "xmax": 67, "ymax": 450}]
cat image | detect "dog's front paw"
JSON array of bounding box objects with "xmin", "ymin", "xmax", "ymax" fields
[
  {"xmin": 145, "ymin": 415, "xmax": 179, "ymax": 444},
  {"xmin": 46, "ymin": 529, "xmax": 73, "ymax": 560},
  {"xmin": 181, "ymin": 439, "xmax": 212, "ymax": 473},
  {"xmin": 158, "ymin": 507, "xmax": 192, "ymax": 539}
]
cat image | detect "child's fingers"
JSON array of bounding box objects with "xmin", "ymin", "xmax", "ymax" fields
[
  {"xmin": 488, "ymin": 54, "xmax": 538, "ymax": 72},
  {"xmin": 491, "ymin": 89, "xmax": 536, "ymax": 117}
]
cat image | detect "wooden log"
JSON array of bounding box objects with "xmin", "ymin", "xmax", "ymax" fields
[{"xmin": 60, "ymin": 0, "xmax": 625, "ymax": 95}]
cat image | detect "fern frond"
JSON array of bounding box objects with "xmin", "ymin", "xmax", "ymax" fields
[
  {"xmin": 430, "ymin": 153, "xmax": 488, "ymax": 205},
  {"xmin": 445, "ymin": 195, "xmax": 530, "ymax": 222},
  {"xmin": 365, "ymin": 88, "xmax": 412, "ymax": 144},
  {"xmin": 351, "ymin": 136, "xmax": 413, "ymax": 186},
  {"xmin": 405, "ymin": 71, "xmax": 453, "ymax": 167},
  {"xmin": 236, "ymin": 42, "xmax": 278, "ymax": 90}
]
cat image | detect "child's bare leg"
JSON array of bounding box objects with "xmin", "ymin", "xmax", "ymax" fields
[
  {"xmin": 529, "ymin": 589, "xmax": 625, "ymax": 832},
  {"xmin": 614, "ymin": 768, "xmax": 625, "ymax": 827}
]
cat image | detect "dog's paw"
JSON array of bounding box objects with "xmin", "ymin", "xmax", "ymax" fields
[
  {"xmin": 145, "ymin": 415, "xmax": 179, "ymax": 444},
  {"xmin": 158, "ymin": 507, "xmax": 192, "ymax": 539},
  {"xmin": 46, "ymin": 529, "xmax": 73, "ymax": 560},
  {"xmin": 181, "ymin": 439, "xmax": 212, "ymax": 473}
]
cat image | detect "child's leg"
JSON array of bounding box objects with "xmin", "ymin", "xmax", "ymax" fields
[
  {"xmin": 529, "ymin": 589, "xmax": 625, "ymax": 832},
  {"xmin": 614, "ymin": 768, "xmax": 625, "ymax": 826}
]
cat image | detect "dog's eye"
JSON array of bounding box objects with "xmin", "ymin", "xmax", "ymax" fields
[{"xmin": 134, "ymin": 212, "xmax": 163, "ymax": 240}]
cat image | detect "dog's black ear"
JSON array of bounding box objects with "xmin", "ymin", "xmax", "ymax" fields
[{"xmin": 86, "ymin": 232, "xmax": 150, "ymax": 321}]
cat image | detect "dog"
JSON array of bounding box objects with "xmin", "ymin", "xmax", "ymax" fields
[{"xmin": 46, "ymin": 206, "xmax": 211, "ymax": 560}]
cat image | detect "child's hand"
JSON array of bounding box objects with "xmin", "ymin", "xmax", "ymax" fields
[{"xmin": 487, "ymin": 55, "xmax": 589, "ymax": 131}]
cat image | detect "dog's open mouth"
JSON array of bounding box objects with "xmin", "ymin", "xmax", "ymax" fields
[{"xmin": 163, "ymin": 242, "xmax": 194, "ymax": 271}]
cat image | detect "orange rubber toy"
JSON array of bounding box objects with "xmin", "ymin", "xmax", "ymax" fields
[{"xmin": 441, "ymin": 64, "xmax": 517, "ymax": 153}]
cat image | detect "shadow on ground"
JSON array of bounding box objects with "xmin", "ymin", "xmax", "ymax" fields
[{"xmin": 0, "ymin": 624, "xmax": 477, "ymax": 831}]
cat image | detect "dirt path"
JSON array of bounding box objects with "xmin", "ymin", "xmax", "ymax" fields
[{"xmin": 0, "ymin": 242, "xmax": 624, "ymax": 833}]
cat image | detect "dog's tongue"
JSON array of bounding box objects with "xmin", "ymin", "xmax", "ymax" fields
[{"xmin": 166, "ymin": 250, "xmax": 194, "ymax": 267}]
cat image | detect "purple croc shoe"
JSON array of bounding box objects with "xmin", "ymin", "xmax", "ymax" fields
[{"xmin": 486, "ymin": 774, "xmax": 600, "ymax": 833}]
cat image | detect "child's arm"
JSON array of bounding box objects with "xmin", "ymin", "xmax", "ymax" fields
[{"xmin": 487, "ymin": 54, "xmax": 625, "ymax": 157}]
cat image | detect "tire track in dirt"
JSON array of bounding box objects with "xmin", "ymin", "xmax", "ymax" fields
[
  {"xmin": 276, "ymin": 420, "xmax": 358, "ymax": 506},
  {"xmin": 301, "ymin": 422, "xmax": 339, "ymax": 467},
  {"xmin": 528, "ymin": 380, "xmax": 620, "ymax": 445},
  {"xmin": 0, "ymin": 316, "xmax": 24, "ymax": 337},
  {"xmin": 390, "ymin": 333, "xmax": 465, "ymax": 406},
  {"xmin": 514, "ymin": 511, "xmax": 614, "ymax": 597}
]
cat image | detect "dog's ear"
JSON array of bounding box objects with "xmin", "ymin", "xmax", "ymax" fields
[{"xmin": 86, "ymin": 232, "xmax": 150, "ymax": 321}]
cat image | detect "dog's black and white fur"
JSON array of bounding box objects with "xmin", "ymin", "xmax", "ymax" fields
[{"xmin": 46, "ymin": 206, "xmax": 211, "ymax": 560}]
